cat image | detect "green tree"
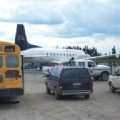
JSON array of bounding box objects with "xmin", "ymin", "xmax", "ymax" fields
[{"xmin": 112, "ymin": 46, "xmax": 116, "ymax": 54}]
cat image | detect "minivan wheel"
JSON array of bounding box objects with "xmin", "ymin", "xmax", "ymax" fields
[
  {"xmin": 55, "ymin": 89, "xmax": 61, "ymax": 100},
  {"xmin": 109, "ymin": 83, "xmax": 116, "ymax": 93},
  {"xmin": 46, "ymin": 85, "xmax": 50, "ymax": 94},
  {"xmin": 84, "ymin": 95, "xmax": 90, "ymax": 99}
]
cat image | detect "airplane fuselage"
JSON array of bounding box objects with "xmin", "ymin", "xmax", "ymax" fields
[{"xmin": 21, "ymin": 48, "xmax": 86, "ymax": 63}]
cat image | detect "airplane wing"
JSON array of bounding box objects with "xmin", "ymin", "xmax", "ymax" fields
[{"xmin": 81, "ymin": 53, "xmax": 120, "ymax": 60}]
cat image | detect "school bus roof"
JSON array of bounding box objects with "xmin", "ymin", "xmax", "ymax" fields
[
  {"xmin": 0, "ymin": 41, "xmax": 15, "ymax": 45},
  {"xmin": 0, "ymin": 41, "xmax": 21, "ymax": 52}
]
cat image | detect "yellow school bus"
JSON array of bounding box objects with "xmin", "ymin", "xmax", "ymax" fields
[{"xmin": 0, "ymin": 41, "xmax": 24, "ymax": 102}]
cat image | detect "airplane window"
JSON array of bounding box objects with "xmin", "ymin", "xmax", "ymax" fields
[
  {"xmin": 60, "ymin": 53, "xmax": 62, "ymax": 56},
  {"xmin": 70, "ymin": 54, "xmax": 71, "ymax": 56},
  {"xmin": 57, "ymin": 53, "xmax": 59, "ymax": 56},
  {"xmin": 67, "ymin": 54, "xmax": 68, "ymax": 56},
  {"xmin": 47, "ymin": 53, "xmax": 48, "ymax": 55},
  {"xmin": 50, "ymin": 53, "xmax": 52, "ymax": 55},
  {"xmin": 54, "ymin": 53, "xmax": 55, "ymax": 55},
  {"xmin": 73, "ymin": 54, "xmax": 74, "ymax": 56},
  {"xmin": 64, "ymin": 54, "xmax": 65, "ymax": 56}
]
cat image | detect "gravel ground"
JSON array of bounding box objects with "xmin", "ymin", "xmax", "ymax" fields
[{"xmin": 0, "ymin": 70, "xmax": 120, "ymax": 120}]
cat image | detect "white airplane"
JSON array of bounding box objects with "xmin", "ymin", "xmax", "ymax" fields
[
  {"xmin": 15, "ymin": 24, "xmax": 91, "ymax": 63},
  {"xmin": 21, "ymin": 47, "xmax": 119, "ymax": 64},
  {"xmin": 21, "ymin": 48, "xmax": 91, "ymax": 63},
  {"xmin": 15, "ymin": 24, "xmax": 119, "ymax": 64}
]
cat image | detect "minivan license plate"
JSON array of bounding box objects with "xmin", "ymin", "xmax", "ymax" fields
[{"xmin": 73, "ymin": 83, "xmax": 81, "ymax": 85}]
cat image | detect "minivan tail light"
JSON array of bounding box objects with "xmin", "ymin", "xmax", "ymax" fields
[
  {"xmin": 91, "ymin": 82, "xmax": 93, "ymax": 88},
  {"xmin": 59, "ymin": 82, "xmax": 63, "ymax": 89}
]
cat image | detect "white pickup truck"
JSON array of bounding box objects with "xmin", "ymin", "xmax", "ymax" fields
[{"xmin": 42, "ymin": 59, "xmax": 110, "ymax": 81}]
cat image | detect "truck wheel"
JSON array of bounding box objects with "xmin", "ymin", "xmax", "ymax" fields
[
  {"xmin": 46, "ymin": 85, "xmax": 50, "ymax": 94},
  {"xmin": 109, "ymin": 83, "xmax": 116, "ymax": 93},
  {"xmin": 55, "ymin": 89, "xmax": 61, "ymax": 100},
  {"xmin": 84, "ymin": 95, "xmax": 90, "ymax": 99},
  {"xmin": 101, "ymin": 72, "xmax": 109, "ymax": 81}
]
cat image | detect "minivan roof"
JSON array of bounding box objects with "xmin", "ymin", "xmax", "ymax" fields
[{"xmin": 54, "ymin": 66, "xmax": 86, "ymax": 71}]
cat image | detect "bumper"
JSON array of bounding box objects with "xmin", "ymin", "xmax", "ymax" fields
[
  {"xmin": 60, "ymin": 90, "xmax": 93, "ymax": 96},
  {"xmin": 0, "ymin": 88, "xmax": 23, "ymax": 97}
]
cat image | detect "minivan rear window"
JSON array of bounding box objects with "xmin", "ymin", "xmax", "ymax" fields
[{"xmin": 61, "ymin": 68, "xmax": 90, "ymax": 80}]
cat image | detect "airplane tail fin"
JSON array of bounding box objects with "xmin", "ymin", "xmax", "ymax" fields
[{"xmin": 15, "ymin": 24, "xmax": 41, "ymax": 51}]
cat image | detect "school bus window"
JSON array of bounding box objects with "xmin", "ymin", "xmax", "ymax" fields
[
  {"xmin": 6, "ymin": 55, "xmax": 19, "ymax": 68},
  {"xmin": 0, "ymin": 56, "xmax": 2, "ymax": 68}
]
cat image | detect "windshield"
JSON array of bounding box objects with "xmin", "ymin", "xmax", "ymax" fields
[{"xmin": 61, "ymin": 68, "xmax": 90, "ymax": 80}]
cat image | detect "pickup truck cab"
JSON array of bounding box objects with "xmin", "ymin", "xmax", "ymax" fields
[
  {"xmin": 45, "ymin": 66, "xmax": 93, "ymax": 100},
  {"xmin": 108, "ymin": 69, "xmax": 120, "ymax": 92},
  {"xmin": 71, "ymin": 60, "xmax": 110, "ymax": 81}
]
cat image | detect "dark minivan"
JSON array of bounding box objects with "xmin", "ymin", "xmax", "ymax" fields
[{"xmin": 45, "ymin": 66, "xmax": 93, "ymax": 100}]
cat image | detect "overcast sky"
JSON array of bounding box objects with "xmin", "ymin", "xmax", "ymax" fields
[{"xmin": 0, "ymin": 0, "xmax": 120, "ymax": 54}]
